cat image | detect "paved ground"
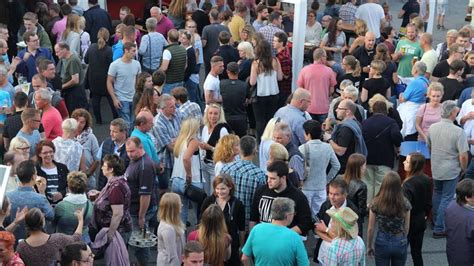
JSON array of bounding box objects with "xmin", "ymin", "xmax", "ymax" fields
[{"xmin": 89, "ymin": 0, "xmax": 469, "ymax": 264}]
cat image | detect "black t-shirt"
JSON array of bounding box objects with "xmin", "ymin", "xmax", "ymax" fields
[
  {"xmin": 336, "ymin": 73, "xmax": 362, "ymax": 94},
  {"xmin": 432, "ymin": 59, "xmax": 470, "ymax": 79},
  {"xmin": 362, "ymin": 77, "xmax": 391, "ymax": 103},
  {"xmin": 333, "ymin": 124, "xmax": 356, "ymax": 172},
  {"xmin": 402, "ymin": 1, "xmax": 420, "ymax": 27},
  {"xmin": 191, "ymin": 9, "xmax": 210, "ymax": 36},
  {"xmin": 125, "ymin": 154, "xmax": 157, "ymax": 215},
  {"xmin": 352, "ymin": 46, "xmax": 375, "ymax": 81},
  {"xmin": 220, "ymin": 79, "xmax": 248, "ymax": 120},
  {"xmin": 439, "ymin": 77, "xmax": 464, "ymax": 102},
  {"xmin": 215, "ymin": 45, "xmax": 240, "ymax": 80}
]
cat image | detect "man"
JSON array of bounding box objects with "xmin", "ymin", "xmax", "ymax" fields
[
  {"xmin": 203, "ymin": 56, "xmax": 224, "ymax": 104},
  {"xmin": 131, "ymin": 110, "xmax": 160, "ymax": 163},
  {"xmin": 258, "ymin": 11, "xmax": 284, "ymax": 55},
  {"xmin": 432, "ymin": 43, "xmax": 469, "ymax": 82},
  {"xmin": 16, "ymin": 108, "xmax": 42, "ymax": 158},
  {"xmin": 274, "ymin": 88, "xmax": 312, "ymax": 146},
  {"xmin": 152, "ymin": 94, "xmax": 182, "ymax": 192},
  {"xmin": 297, "ymin": 48, "xmax": 336, "ymax": 123},
  {"xmin": 160, "ymin": 29, "xmax": 187, "ymax": 94},
  {"xmin": 427, "ymin": 100, "xmax": 469, "ymax": 238},
  {"xmin": 171, "ymin": 86, "xmax": 202, "ymax": 121},
  {"xmin": 273, "ymin": 122, "xmax": 305, "ymax": 183},
  {"xmin": 242, "ymin": 197, "xmax": 309, "ymax": 266},
  {"xmin": 54, "ymin": 42, "xmax": 88, "ymax": 114},
  {"xmin": 119, "ymin": 6, "xmax": 131, "ymax": 22},
  {"xmin": 28, "ymin": 74, "xmax": 68, "ymax": 119},
  {"xmin": 60, "ymin": 242, "xmax": 95, "ymax": 266},
  {"xmin": 124, "ymin": 137, "xmax": 157, "ymax": 266},
  {"xmin": 222, "ymin": 136, "xmax": 266, "ymax": 229},
  {"xmin": 202, "ymin": 9, "xmax": 230, "ymax": 74},
  {"xmin": 392, "ymin": 24, "xmax": 423, "ymax": 78},
  {"xmin": 4, "ymin": 151, "xmax": 27, "ymax": 192},
  {"xmin": 97, "ymin": 118, "xmax": 129, "ymax": 189},
  {"xmin": 84, "ymin": 0, "xmax": 112, "ymax": 43},
  {"xmin": 440, "ymin": 29, "xmax": 471, "ymax": 61},
  {"xmin": 250, "ymin": 160, "xmax": 312, "ymax": 236},
  {"xmin": 17, "ymin": 12, "xmax": 52, "ymax": 51},
  {"xmin": 282, "ymin": 8, "xmax": 294, "ymax": 36},
  {"xmin": 273, "ymin": 31, "xmax": 292, "ymax": 108},
  {"xmin": 313, "ymin": 177, "xmax": 361, "ymax": 262},
  {"xmin": 6, "ymin": 160, "xmax": 54, "ymax": 244},
  {"xmin": 3, "ymin": 92, "xmax": 28, "ymax": 150},
  {"xmin": 138, "ymin": 17, "xmax": 168, "ymax": 74},
  {"xmin": 228, "ymin": 2, "xmax": 247, "ymax": 42},
  {"xmin": 15, "ymin": 31, "xmax": 54, "ymax": 82},
  {"xmin": 112, "ymin": 25, "xmax": 136, "ymax": 61},
  {"xmin": 355, "ymin": 0, "xmax": 385, "ymax": 40},
  {"xmin": 362, "ymin": 101, "xmax": 403, "ymax": 203},
  {"xmin": 329, "ymin": 99, "xmax": 367, "ymax": 174},
  {"xmin": 36, "ymin": 58, "xmax": 61, "ymax": 92},
  {"xmin": 439, "ymin": 60, "xmax": 465, "ymax": 102},
  {"xmin": 253, "ymin": 4, "xmax": 269, "ymax": 32},
  {"xmin": 45, "ymin": 4, "xmax": 61, "ymax": 39},
  {"xmin": 436, "ymin": 29, "xmax": 458, "ymax": 62},
  {"xmin": 419, "ymin": 33, "xmax": 438, "ymax": 78},
  {"xmin": 34, "ymin": 88, "xmax": 62, "ymax": 141},
  {"xmin": 339, "ymin": 0, "xmax": 358, "ymax": 28},
  {"xmin": 51, "ymin": 4, "xmax": 72, "ymax": 44},
  {"xmin": 150, "ymin": 6, "xmax": 175, "ymax": 37},
  {"xmin": 107, "ymin": 42, "xmax": 141, "ymax": 129},
  {"xmin": 352, "ymin": 32, "xmax": 376, "ymax": 81},
  {"xmin": 182, "ymin": 241, "xmax": 205, "ymax": 266},
  {"xmin": 0, "ymin": 23, "xmax": 9, "ymax": 41},
  {"xmin": 214, "ymin": 31, "xmax": 239, "ymax": 80},
  {"xmin": 220, "ymin": 62, "xmax": 248, "ymax": 137}
]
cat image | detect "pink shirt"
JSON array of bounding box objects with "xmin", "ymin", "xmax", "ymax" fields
[
  {"xmin": 156, "ymin": 16, "xmax": 175, "ymax": 37},
  {"xmin": 52, "ymin": 17, "xmax": 67, "ymax": 43},
  {"xmin": 416, "ymin": 103, "xmax": 441, "ymax": 140},
  {"xmin": 297, "ymin": 63, "xmax": 337, "ymax": 114},
  {"xmin": 42, "ymin": 106, "xmax": 63, "ymax": 141}
]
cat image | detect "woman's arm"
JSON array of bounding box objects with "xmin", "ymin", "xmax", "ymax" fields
[
  {"xmin": 249, "ymin": 61, "xmax": 258, "ymax": 86},
  {"xmin": 392, "ymin": 71, "xmax": 399, "ymax": 85},
  {"xmin": 161, "ymin": 226, "xmax": 181, "ymax": 264},
  {"xmin": 320, "ymin": 39, "xmax": 339, "ymax": 53},
  {"xmin": 349, "ymin": 37, "xmax": 363, "ymax": 54},
  {"xmin": 79, "ymin": 152, "xmax": 87, "ymax": 172},
  {"xmin": 183, "ymin": 139, "xmax": 200, "ymax": 183},
  {"xmin": 108, "ymin": 204, "xmax": 124, "ymax": 242},
  {"xmin": 360, "ymin": 87, "xmax": 368, "ymax": 103},
  {"xmin": 73, "ymin": 208, "xmax": 85, "ymax": 236},
  {"xmin": 386, "ymin": 87, "xmax": 391, "ymax": 99},
  {"xmin": 274, "ymin": 58, "xmax": 283, "ymax": 81},
  {"xmin": 367, "ymin": 210, "xmax": 376, "ymax": 256},
  {"xmin": 404, "ymin": 210, "xmax": 411, "ymax": 235},
  {"xmin": 415, "ymin": 115, "xmax": 427, "ymax": 142}
]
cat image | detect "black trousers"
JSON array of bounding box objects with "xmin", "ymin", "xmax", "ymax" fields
[
  {"xmin": 90, "ymin": 93, "xmax": 118, "ymax": 124},
  {"xmin": 253, "ymin": 95, "xmax": 278, "ymax": 142},
  {"xmin": 227, "ymin": 118, "xmax": 248, "ymax": 138},
  {"xmin": 408, "ymin": 228, "xmax": 425, "ymax": 266}
]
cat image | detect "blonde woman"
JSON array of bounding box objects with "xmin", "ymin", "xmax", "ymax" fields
[
  {"xmin": 168, "ymin": 0, "xmax": 187, "ymax": 29},
  {"xmin": 368, "ymin": 94, "xmax": 403, "ymax": 129},
  {"xmin": 415, "ymin": 82, "xmax": 443, "ymax": 142},
  {"xmin": 78, "ymin": 16, "xmax": 90, "ymax": 60},
  {"xmin": 157, "ymin": 192, "xmax": 185, "ymax": 266},
  {"xmin": 360, "ymin": 60, "xmax": 391, "ymax": 105},
  {"xmin": 237, "ymin": 41, "xmax": 255, "ymax": 81},
  {"xmin": 9, "ymin": 136, "xmax": 31, "ymax": 160},
  {"xmin": 200, "ymin": 104, "xmax": 231, "ymax": 195},
  {"xmin": 213, "ymin": 134, "xmax": 240, "ymax": 175},
  {"xmin": 62, "ymin": 14, "xmax": 81, "ymax": 56},
  {"xmin": 258, "ymin": 117, "xmax": 279, "ymax": 171},
  {"xmin": 349, "ymin": 19, "xmax": 368, "ymax": 54},
  {"xmin": 171, "ymin": 118, "xmax": 203, "ymax": 224}
]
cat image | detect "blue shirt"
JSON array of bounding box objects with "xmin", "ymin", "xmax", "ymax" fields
[
  {"xmin": 138, "ymin": 32, "xmax": 167, "ymax": 70},
  {"xmin": 458, "ymin": 87, "xmax": 473, "ymax": 108},
  {"xmin": 403, "ymin": 75, "xmax": 429, "ymax": 103},
  {"xmin": 0, "ymin": 89, "xmax": 11, "ymax": 123},
  {"xmin": 131, "ymin": 128, "xmax": 160, "ymax": 163},
  {"xmin": 274, "ymin": 104, "xmax": 312, "ymax": 147},
  {"xmin": 16, "ymin": 48, "xmax": 55, "ymax": 82},
  {"xmin": 242, "ymin": 223, "xmax": 309, "ymax": 266},
  {"xmin": 112, "ymin": 40, "xmax": 124, "ymax": 61}
]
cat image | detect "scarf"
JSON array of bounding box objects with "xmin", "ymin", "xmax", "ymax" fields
[
  {"xmin": 63, "ymin": 193, "xmax": 88, "ymax": 204},
  {"xmin": 75, "ymin": 127, "xmax": 93, "ymax": 145}
]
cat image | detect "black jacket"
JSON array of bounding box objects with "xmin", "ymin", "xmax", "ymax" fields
[
  {"xmin": 348, "ymin": 179, "xmax": 368, "ymax": 219},
  {"xmin": 35, "ymin": 161, "xmax": 69, "ymax": 201},
  {"xmin": 403, "ymin": 175, "xmax": 432, "ymax": 233},
  {"xmin": 84, "ymin": 5, "xmax": 112, "ymax": 43}
]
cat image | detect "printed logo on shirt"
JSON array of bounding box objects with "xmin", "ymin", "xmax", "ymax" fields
[
  {"xmin": 140, "ymin": 186, "xmax": 148, "ymax": 190},
  {"xmin": 258, "ymin": 195, "xmax": 276, "ymax": 223}
]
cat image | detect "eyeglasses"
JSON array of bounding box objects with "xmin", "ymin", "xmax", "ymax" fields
[
  {"xmin": 17, "ymin": 146, "xmax": 30, "ymax": 151},
  {"xmin": 28, "ymin": 38, "xmax": 39, "ymax": 43}
]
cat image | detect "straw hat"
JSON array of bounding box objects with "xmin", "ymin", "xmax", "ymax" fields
[{"xmin": 326, "ymin": 207, "xmax": 359, "ymax": 238}]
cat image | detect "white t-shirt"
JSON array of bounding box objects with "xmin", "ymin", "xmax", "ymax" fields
[
  {"xmin": 203, "ymin": 73, "xmax": 221, "ymax": 101},
  {"xmin": 355, "ymin": 3, "xmax": 385, "ymax": 39},
  {"xmin": 420, "ymin": 49, "xmax": 438, "ymax": 74},
  {"xmin": 457, "ymin": 99, "xmax": 474, "ymax": 155},
  {"xmin": 163, "ymin": 49, "xmax": 172, "ymax": 60}
]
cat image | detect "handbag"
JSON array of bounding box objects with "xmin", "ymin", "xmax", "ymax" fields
[{"xmin": 184, "ymin": 157, "xmax": 207, "ymax": 204}]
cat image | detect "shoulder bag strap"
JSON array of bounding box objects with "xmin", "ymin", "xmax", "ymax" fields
[{"xmin": 303, "ymin": 143, "xmax": 310, "ymax": 180}]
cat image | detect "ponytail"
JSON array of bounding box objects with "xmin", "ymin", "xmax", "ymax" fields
[{"xmin": 353, "ymin": 59, "xmax": 361, "ymax": 77}]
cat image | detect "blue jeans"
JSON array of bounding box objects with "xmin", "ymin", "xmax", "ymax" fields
[
  {"xmin": 432, "ymin": 177, "xmax": 458, "ymax": 233},
  {"xmin": 465, "ymin": 158, "xmax": 474, "ymax": 179},
  {"xmin": 310, "ymin": 113, "xmax": 328, "ymax": 124},
  {"xmin": 171, "ymin": 177, "xmax": 205, "ymax": 224},
  {"xmin": 162, "ymin": 82, "xmax": 184, "ymax": 95},
  {"xmin": 128, "ymin": 206, "xmax": 158, "ymax": 265},
  {"xmin": 375, "ymin": 231, "xmax": 408, "ymax": 266},
  {"xmin": 116, "ymin": 101, "xmax": 133, "ymax": 130},
  {"xmin": 184, "ymin": 79, "xmax": 200, "ymax": 104}
]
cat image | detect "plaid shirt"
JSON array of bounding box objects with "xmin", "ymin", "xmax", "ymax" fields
[
  {"xmin": 323, "ymin": 237, "xmax": 366, "ymax": 266},
  {"xmin": 258, "ymin": 23, "xmax": 284, "ymax": 56},
  {"xmin": 178, "ymin": 100, "xmax": 203, "ymax": 121},
  {"xmin": 339, "ymin": 2, "xmax": 357, "ymax": 25},
  {"xmin": 276, "ymin": 47, "xmax": 292, "ymax": 95},
  {"xmin": 222, "ymin": 159, "xmax": 266, "ymax": 229},
  {"xmin": 152, "ymin": 111, "xmax": 182, "ymax": 168}
]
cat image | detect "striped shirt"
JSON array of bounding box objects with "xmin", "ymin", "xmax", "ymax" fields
[
  {"xmin": 339, "ymin": 2, "xmax": 358, "ymax": 25},
  {"xmin": 153, "ymin": 112, "xmax": 182, "ymax": 168},
  {"xmin": 177, "ymin": 100, "xmax": 203, "ymax": 121},
  {"xmin": 324, "ymin": 237, "xmax": 366, "ymax": 266}
]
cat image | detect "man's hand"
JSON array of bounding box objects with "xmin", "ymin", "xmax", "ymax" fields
[
  {"xmin": 113, "ymin": 98, "xmax": 122, "ymax": 109},
  {"xmin": 138, "ymin": 216, "xmax": 145, "ymax": 229},
  {"xmin": 14, "ymin": 207, "xmax": 28, "ymax": 224}
]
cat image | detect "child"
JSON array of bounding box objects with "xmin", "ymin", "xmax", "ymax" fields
[{"xmin": 361, "ymin": 60, "xmax": 391, "ymax": 108}]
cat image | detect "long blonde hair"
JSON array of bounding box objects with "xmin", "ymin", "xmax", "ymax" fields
[
  {"xmin": 158, "ymin": 193, "xmax": 185, "ymax": 235},
  {"xmin": 203, "ymin": 104, "xmax": 226, "ymax": 128},
  {"xmin": 63, "ymin": 14, "xmax": 80, "ymax": 40},
  {"xmin": 168, "ymin": 0, "xmax": 187, "ymax": 18},
  {"xmin": 173, "ymin": 118, "xmax": 200, "ymax": 157},
  {"xmin": 198, "ymin": 204, "xmax": 229, "ymax": 266},
  {"xmin": 213, "ymin": 134, "xmax": 240, "ymax": 163},
  {"xmin": 261, "ymin": 118, "xmax": 280, "ymax": 141}
]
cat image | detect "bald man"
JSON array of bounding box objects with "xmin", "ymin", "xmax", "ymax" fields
[
  {"xmin": 130, "ymin": 110, "xmax": 160, "ymax": 163},
  {"xmin": 352, "ymin": 31, "xmax": 376, "ymax": 81},
  {"xmin": 274, "ymin": 88, "xmax": 312, "ymax": 146}
]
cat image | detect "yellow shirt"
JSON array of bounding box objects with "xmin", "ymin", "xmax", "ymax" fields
[{"xmin": 228, "ymin": 15, "xmax": 246, "ymax": 42}]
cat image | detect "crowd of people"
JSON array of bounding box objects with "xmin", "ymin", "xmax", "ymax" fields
[{"xmin": 0, "ymin": 0, "xmax": 473, "ymax": 265}]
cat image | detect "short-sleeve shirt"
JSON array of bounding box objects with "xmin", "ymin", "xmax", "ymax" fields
[
  {"xmin": 228, "ymin": 15, "xmax": 245, "ymax": 41},
  {"xmin": 125, "ymin": 154, "xmax": 157, "ymax": 214},
  {"xmin": 60, "ymin": 54, "xmax": 83, "ymax": 87},
  {"xmin": 401, "ymin": 1, "xmax": 420, "ymax": 27},
  {"xmin": 204, "ymin": 73, "xmax": 221, "ymax": 101},
  {"xmin": 439, "ymin": 77, "xmax": 463, "ymax": 102},
  {"xmin": 333, "ymin": 125, "xmax": 356, "ymax": 170},
  {"xmin": 371, "ymin": 198, "xmax": 412, "ymax": 235},
  {"xmin": 355, "ymin": 3, "xmax": 385, "ymax": 39},
  {"xmin": 108, "ymin": 59, "xmax": 141, "ymax": 102},
  {"xmin": 415, "ymin": 103, "xmax": 441, "ymax": 138},
  {"xmin": 420, "ymin": 49, "xmax": 438, "ymax": 74},
  {"xmin": 363, "ymin": 77, "xmax": 391, "ymax": 101},
  {"xmin": 322, "ymin": 32, "xmax": 346, "ymax": 63},
  {"xmin": 395, "ymin": 39, "xmax": 423, "ymax": 77},
  {"xmin": 0, "ymin": 90, "xmax": 11, "ymax": 123},
  {"xmin": 16, "ymin": 130, "xmax": 41, "ymax": 157},
  {"xmin": 42, "ymin": 106, "xmax": 63, "ymax": 141},
  {"xmin": 402, "ymin": 75, "xmax": 429, "ymax": 103}
]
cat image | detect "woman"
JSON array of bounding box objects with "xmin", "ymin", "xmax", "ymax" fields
[
  {"xmin": 249, "ymin": 40, "xmax": 283, "ymax": 141},
  {"xmin": 180, "ymin": 30, "xmax": 200, "ymax": 104},
  {"xmin": 16, "ymin": 208, "xmax": 83, "ymax": 266},
  {"xmin": 381, "ymin": 26, "xmax": 397, "ymax": 55},
  {"xmin": 338, "ymin": 55, "xmax": 361, "ymax": 91},
  {"xmin": 135, "ymin": 88, "xmax": 160, "ymax": 116},
  {"xmin": 62, "ymin": 14, "xmax": 81, "ymax": 56},
  {"xmin": 8, "ymin": 136, "xmax": 30, "ymax": 160},
  {"xmin": 90, "ymin": 154, "xmax": 132, "ymax": 243},
  {"xmin": 171, "ymin": 118, "xmax": 204, "ymax": 224},
  {"xmin": 464, "ymin": 50, "xmax": 474, "ymax": 87},
  {"xmin": 0, "ymin": 231, "xmax": 24, "ymax": 265},
  {"xmin": 342, "ymin": 153, "xmax": 367, "ymax": 235},
  {"xmin": 157, "ymin": 192, "xmax": 185, "ymax": 266},
  {"xmin": 200, "ymin": 104, "xmax": 231, "ymax": 195},
  {"xmin": 213, "ymin": 134, "xmax": 240, "ymax": 175},
  {"xmin": 52, "ymin": 118, "xmax": 86, "ymax": 172},
  {"xmin": 84, "ymin": 28, "xmax": 116, "ymax": 124},
  {"xmin": 72, "ymin": 108, "xmax": 100, "ymax": 190},
  {"xmin": 152, "ymin": 70, "xmax": 166, "ymax": 95},
  {"xmin": 306, "ymin": 10, "xmax": 322, "ymax": 46},
  {"xmin": 268, "ymin": 143, "xmax": 300, "ymax": 188},
  {"xmin": 35, "ymin": 140, "xmax": 69, "ymax": 204},
  {"xmin": 320, "ymin": 17, "xmax": 347, "ymax": 64},
  {"xmin": 258, "ymin": 117, "xmax": 279, "ymax": 171},
  {"xmin": 237, "ymin": 41, "xmax": 254, "ymax": 81},
  {"xmin": 361, "ymin": 60, "xmax": 391, "ymax": 106},
  {"xmin": 220, "ymin": 10, "xmax": 233, "ymax": 27},
  {"xmin": 188, "ymin": 204, "xmax": 232, "ymax": 266},
  {"xmin": 138, "ymin": 17, "xmax": 168, "ymax": 74},
  {"xmin": 367, "ymin": 171, "xmax": 412, "ymax": 265},
  {"xmin": 374, "ymin": 43, "xmax": 399, "ymax": 103},
  {"xmin": 201, "ymin": 174, "xmax": 245, "ymax": 266},
  {"xmin": 54, "ymin": 171, "xmax": 93, "ymax": 243},
  {"xmin": 239, "ymin": 25, "xmax": 255, "ymax": 44},
  {"xmin": 78, "ymin": 16, "xmax": 90, "ymax": 61},
  {"xmin": 402, "ymin": 152, "xmax": 432, "ymax": 266},
  {"xmin": 185, "ymin": 20, "xmax": 204, "ymax": 78},
  {"xmin": 415, "ymin": 82, "xmax": 443, "ymax": 142},
  {"xmin": 168, "ymin": 0, "xmax": 187, "ymax": 29},
  {"xmin": 349, "ymin": 19, "xmax": 367, "ymax": 54},
  {"xmin": 368, "ymin": 94, "xmax": 403, "ymax": 130},
  {"xmin": 133, "ymin": 72, "xmax": 153, "ymax": 109}
]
